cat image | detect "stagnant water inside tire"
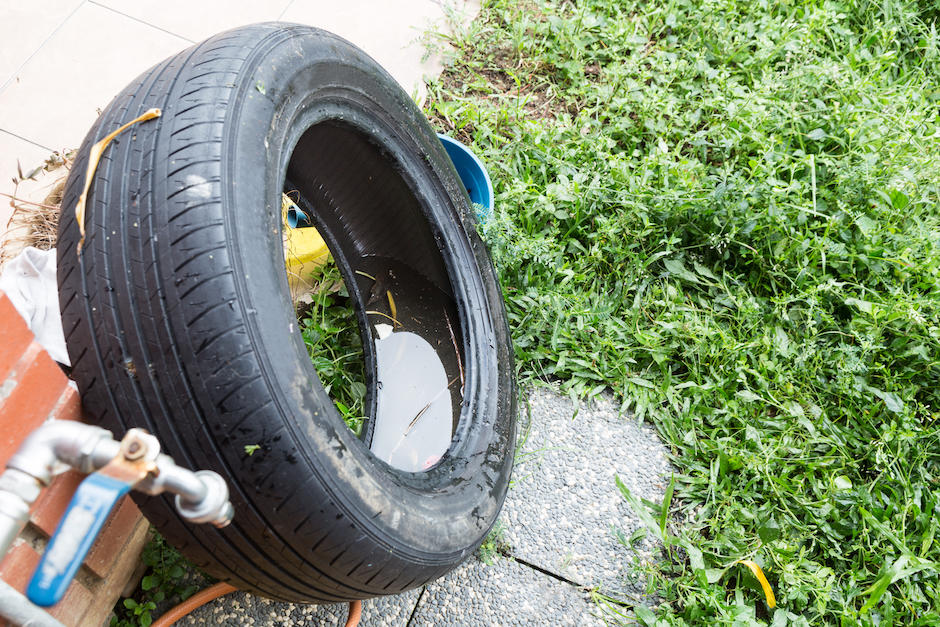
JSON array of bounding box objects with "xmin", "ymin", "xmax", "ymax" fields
[{"xmin": 281, "ymin": 125, "xmax": 465, "ymax": 472}]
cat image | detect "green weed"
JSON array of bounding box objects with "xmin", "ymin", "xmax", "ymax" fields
[
  {"xmin": 478, "ymin": 521, "xmax": 511, "ymax": 564},
  {"xmin": 298, "ymin": 257, "xmax": 367, "ymax": 436},
  {"xmin": 111, "ymin": 531, "xmax": 204, "ymax": 627},
  {"xmin": 427, "ymin": 0, "xmax": 940, "ymax": 623}
]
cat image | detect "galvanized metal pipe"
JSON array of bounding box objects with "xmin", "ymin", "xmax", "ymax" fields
[
  {"xmin": 6, "ymin": 420, "xmax": 116, "ymax": 484},
  {"xmin": 0, "ymin": 420, "xmax": 233, "ymax": 626},
  {"xmin": 0, "ymin": 579, "xmax": 65, "ymax": 627},
  {"xmin": 136, "ymin": 455, "xmax": 207, "ymax": 502},
  {"xmin": 0, "ymin": 469, "xmax": 41, "ymax": 562},
  {"xmin": 0, "ymin": 468, "xmax": 56, "ymax": 627}
]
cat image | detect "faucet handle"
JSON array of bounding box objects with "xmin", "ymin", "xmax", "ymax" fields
[
  {"xmin": 26, "ymin": 473, "xmax": 132, "ymax": 606},
  {"xmin": 26, "ymin": 429, "xmax": 158, "ymax": 607}
]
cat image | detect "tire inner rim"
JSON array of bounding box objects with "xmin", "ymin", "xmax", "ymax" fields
[{"xmin": 282, "ymin": 120, "xmax": 465, "ymax": 473}]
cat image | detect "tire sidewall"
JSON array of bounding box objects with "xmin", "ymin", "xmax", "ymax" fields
[{"xmin": 185, "ymin": 27, "xmax": 516, "ymax": 559}]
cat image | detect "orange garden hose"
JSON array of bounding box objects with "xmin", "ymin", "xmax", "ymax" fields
[
  {"xmin": 345, "ymin": 600, "xmax": 363, "ymax": 627},
  {"xmin": 151, "ymin": 581, "xmax": 362, "ymax": 627},
  {"xmin": 151, "ymin": 582, "xmax": 235, "ymax": 627}
]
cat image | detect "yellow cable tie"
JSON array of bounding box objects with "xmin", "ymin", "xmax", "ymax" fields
[
  {"xmin": 365, "ymin": 310, "xmax": 402, "ymax": 327},
  {"xmin": 386, "ymin": 290, "xmax": 397, "ymax": 322},
  {"xmin": 737, "ymin": 559, "xmax": 776, "ymax": 609},
  {"xmin": 75, "ymin": 108, "xmax": 162, "ymax": 255}
]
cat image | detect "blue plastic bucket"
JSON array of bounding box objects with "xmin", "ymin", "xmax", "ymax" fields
[
  {"xmin": 287, "ymin": 134, "xmax": 494, "ymax": 227},
  {"xmin": 437, "ymin": 134, "xmax": 494, "ymax": 222}
]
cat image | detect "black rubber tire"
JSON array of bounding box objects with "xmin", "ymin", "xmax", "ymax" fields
[{"xmin": 56, "ymin": 23, "xmax": 515, "ymax": 603}]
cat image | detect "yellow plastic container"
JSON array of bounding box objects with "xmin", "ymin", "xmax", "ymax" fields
[{"xmin": 282, "ymin": 194, "xmax": 329, "ymax": 300}]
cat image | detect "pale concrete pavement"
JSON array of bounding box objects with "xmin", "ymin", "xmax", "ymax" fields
[{"xmin": 0, "ymin": 0, "xmax": 478, "ymax": 236}]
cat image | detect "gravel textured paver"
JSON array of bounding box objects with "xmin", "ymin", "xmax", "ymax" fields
[
  {"xmin": 178, "ymin": 587, "xmax": 421, "ymax": 626},
  {"xmin": 410, "ymin": 556, "xmax": 604, "ymax": 626},
  {"xmin": 501, "ymin": 387, "xmax": 673, "ymax": 596},
  {"xmin": 176, "ymin": 387, "xmax": 673, "ymax": 624}
]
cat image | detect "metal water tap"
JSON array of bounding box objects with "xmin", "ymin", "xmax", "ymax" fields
[{"xmin": 0, "ymin": 420, "xmax": 234, "ymax": 623}]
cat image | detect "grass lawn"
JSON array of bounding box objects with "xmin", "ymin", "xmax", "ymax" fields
[{"xmin": 426, "ymin": 0, "xmax": 940, "ymax": 624}]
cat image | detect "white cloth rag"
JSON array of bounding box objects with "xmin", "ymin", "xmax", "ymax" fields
[{"xmin": 0, "ymin": 246, "xmax": 69, "ymax": 366}]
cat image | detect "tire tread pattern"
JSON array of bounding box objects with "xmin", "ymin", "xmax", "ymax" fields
[{"xmin": 57, "ymin": 24, "xmax": 497, "ymax": 603}]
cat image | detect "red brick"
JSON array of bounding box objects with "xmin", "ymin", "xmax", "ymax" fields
[
  {"xmin": 0, "ymin": 293, "xmax": 35, "ymax": 383},
  {"xmin": 0, "ymin": 341, "xmax": 44, "ymax": 463},
  {"xmin": 29, "ymin": 470, "xmax": 85, "ymax": 538},
  {"xmin": 24, "ymin": 383, "xmax": 86, "ymax": 536},
  {"xmin": 0, "ymin": 340, "xmax": 69, "ymax": 418},
  {"xmin": 0, "ymin": 343, "xmax": 70, "ymax": 468},
  {"xmin": 0, "ymin": 541, "xmax": 41, "ymax": 593},
  {"xmin": 86, "ymin": 517, "xmax": 150, "ymax": 627},
  {"xmin": 0, "ymin": 522, "xmax": 152, "ymax": 627},
  {"xmin": 0, "ymin": 291, "xmax": 148, "ymax": 626},
  {"xmin": 48, "ymin": 576, "xmax": 95, "ymax": 627},
  {"xmin": 49, "ymin": 384, "xmax": 83, "ymax": 424},
  {"xmin": 29, "ymin": 474, "xmax": 145, "ymax": 578},
  {"xmin": 0, "ymin": 544, "xmax": 94, "ymax": 626},
  {"xmin": 0, "ymin": 544, "xmax": 45, "ymax": 627},
  {"xmin": 84, "ymin": 496, "xmax": 143, "ymax": 578}
]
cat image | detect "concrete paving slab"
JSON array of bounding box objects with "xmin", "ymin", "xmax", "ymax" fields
[
  {"xmin": 0, "ymin": 131, "xmax": 52, "ymax": 232},
  {"xmin": 500, "ymin": 387, "xmax": 673, "ymax": 596},
  {"xmin": 411, "ymin": 556, "xmax": 604, "ymax": 626},
  {"xmin": 0, "ymin": 2, "xmax": 189, "ymax": 152},
  {"xmin": 168, "ymin": 386, "xmax": 669, "ymax": 624},
  {"xmin": 0, "ymin": 0, "xmax": 479, "ymax": 245},
  {"xmin": 178, "ymin": 586, "xmax": 422, "ymax": 626},
  {"xmin": 279, "ymin": 0, "xmax": 479, "ymax": 104},
  {"xmin": 0, "ymin": 0, "xmax": 82, "ymax": 90},
  {"xmin": 93, "ymin": 0, "xmax": 293, "ymax": 43}
]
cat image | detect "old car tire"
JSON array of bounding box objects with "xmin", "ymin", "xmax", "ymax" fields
[{"xmin": 56, "ymin": 23, "xmax": 515, "ymax": 602}]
